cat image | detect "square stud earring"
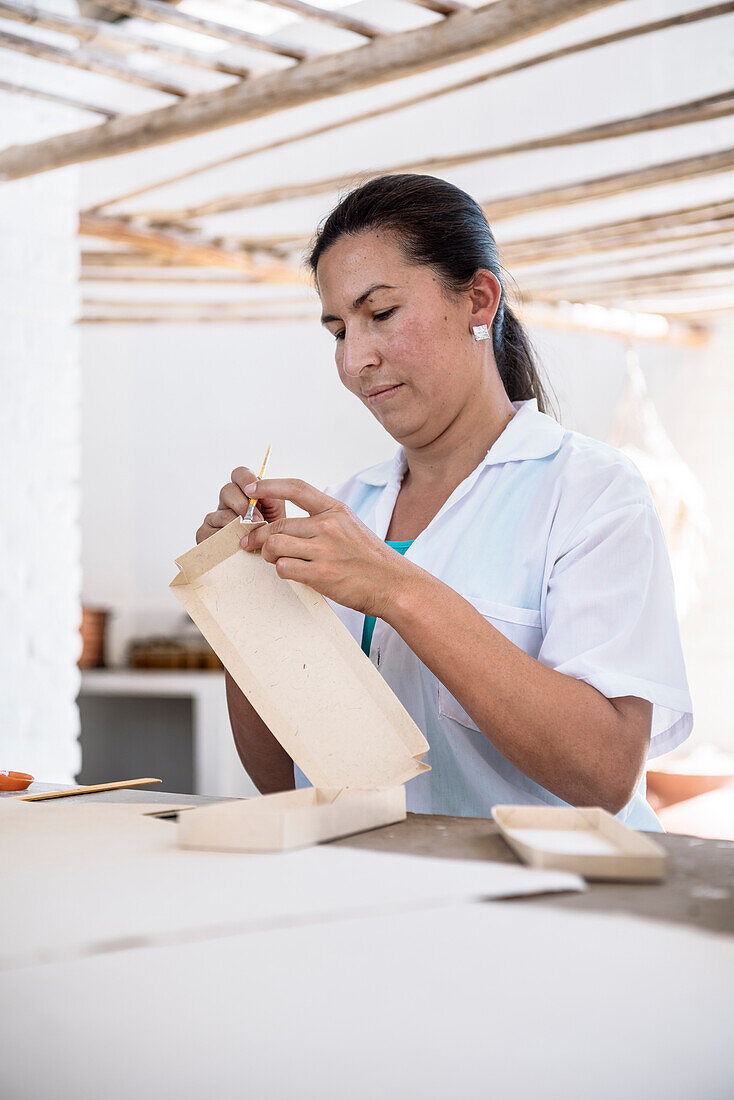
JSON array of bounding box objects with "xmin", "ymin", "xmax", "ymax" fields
[{"xmin": 472, "ymin": 324, "xmax": 490, "ymax": 341}]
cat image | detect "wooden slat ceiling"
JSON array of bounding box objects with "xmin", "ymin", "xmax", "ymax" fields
[{"xmin": 1, "ymin": 0, "xmax": 734, "ymax": 338}]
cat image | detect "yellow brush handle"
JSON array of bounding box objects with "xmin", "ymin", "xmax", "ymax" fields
[{"xmin": 245, "ymin": 443, "xmax": 272, "ymax": 520}]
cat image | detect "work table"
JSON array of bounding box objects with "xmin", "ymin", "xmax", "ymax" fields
[{"xmin": 3, "ymin": 784, "xmax": 733, "ymax": 1099}]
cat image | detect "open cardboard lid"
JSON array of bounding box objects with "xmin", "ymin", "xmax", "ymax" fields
[{"xmin": 171, "ymin": 519, "xmax": 429, "ymax": 790}]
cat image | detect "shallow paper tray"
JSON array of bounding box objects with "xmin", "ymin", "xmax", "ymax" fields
[
  {"xmin": 178, "ymin": 785, "xmax": 406, "ymax": 853},
  {"xmin": 492, "ymin": 805, "xmax": 667, "ymax": 882}
]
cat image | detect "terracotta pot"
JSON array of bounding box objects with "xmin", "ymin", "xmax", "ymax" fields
[{"xmin": 78, "ymin": 607, "xmax": 109, "ymax": 668}]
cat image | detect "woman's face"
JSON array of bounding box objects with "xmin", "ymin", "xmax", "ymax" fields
[{"xmin": 316, "ymin": 230, "xmax": 496, "ymax": 450}]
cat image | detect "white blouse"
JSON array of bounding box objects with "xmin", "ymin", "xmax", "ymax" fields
[{"xmin": 302, "ymin": 399, "xmax": 693, "ymax": 829}]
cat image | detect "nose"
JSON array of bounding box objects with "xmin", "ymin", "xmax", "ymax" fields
[{"xmin": 341, "ymin": 324, "xmax": 380, "ymax": 377}]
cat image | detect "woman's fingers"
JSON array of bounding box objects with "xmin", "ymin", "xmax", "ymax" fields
[
  {"xmin": 242, "ymin": 515, "xmax": 320, "ymax": 552},
  {"xmin": 244, "ymin": 478, "xmax": 335, "ymax": 517},
  {"xmin": 232, "ymin": 466, "xmax": 286, "ymax": 523},
  {"xmin": 219, "ymin": 480, "xmax": 250, "ymax": 517},
  {"xmin": 231, "ymin": 466, "xmax": 257, "ymax": 494},
  {"xmin": 196, "ymin": 507, "xmax": 238, "ymax": 543},
  {"xmin": 259, "ymin": 533, "xmax": 317, "ymax": 565}
]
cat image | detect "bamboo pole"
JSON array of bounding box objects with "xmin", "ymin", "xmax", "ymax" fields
[
  {"xmin": 0, "ymin": 77, "xmax": 117, "ymax": 118},
  {"xmin": 0, "ymin": 0, "xmax": 623, "ymax": 181},
  {"xmin": 89, "ymin": 1, "xmax": 734, "ymax": 213},
  {"xmin": 139, "ymin": 88, "xmax": 734, "ymax": 221},
  {"xmin": 86, "ymin": 0, "xmax": 308, "ymax": 59},
  {"xmin": 0, "ymin": 28, "xmax": 191, "ymax": 97},
  {"xmin": 79, "ymin": 213, "xmax": 307, "ymax": 282},
  {"xmin": 482, "ymin": 146, "xmax": 734, "ymax": 221},
  {"xmin": 0, "ymin": 0, "xmax": 252, "ymax": 78}
]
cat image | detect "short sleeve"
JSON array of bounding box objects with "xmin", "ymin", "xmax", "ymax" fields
[{"xmin": 538, "ymin": 495, "xmax": 693, "ymax": 759}]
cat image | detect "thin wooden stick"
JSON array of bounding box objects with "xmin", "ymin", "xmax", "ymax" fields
[
  {"xmin": 502, "ymin": 199, "xmax": 734, "ymax": 263},
  {"xmin": 138, "ymin": 88, "xmax": 734, "ymax": 221},
  {"xmin": 79, "ymin": 213, "xmax": 307, "ymax": 281},
  {"xmin": 0, "ymin": 0, "xmax": 251, "ymax": 78},
  {"xmin": 403, "ymin": 0, "xmax": 470, "ymax": 13},
  {"xmin": 79, "ymin": 311, "xmax": 317, "ymax": 323},
  {"xmin": 523, "ymin": 264, "xmax": 734, "ymax": 303},
  {"xmin": 18, "ymin": 778, "xmax": 162, "ymax": 801},
  {"xmin": 251, "ymin": 0, "xmax": 384, "ymax": 39},
  {"xmin": 0, "ymin": 28, "xmax": 191, "ymax": 97},
  {"xmin": 0, "ymin": 0, "xmax": 622, "ymax": 181},
  {"xmin": 482, "ymin": 146, "xmax": 734, "ymax": 222},
  {"xmin": 89, "ymin": 1, "xmax": 734, "ymax": 214},
  {"xmin": 517, "ymin": 301, "xmax": 709, "ymax": 346},
  {"xmin": 0, "ymin": 77, "xmax": 118, "ymax": 118},
  {"xmin": 508, "ymin": 226, "xmax": 734, "ymax": 279},
  {"xmin": 89, "ymin": 0, "xmax": 308, "ymax": 60}
]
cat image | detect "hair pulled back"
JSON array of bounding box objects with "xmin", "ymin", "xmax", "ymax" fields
[{"xmin": 308, "ymin": 174, "xmax": 550, "ymax": 414}]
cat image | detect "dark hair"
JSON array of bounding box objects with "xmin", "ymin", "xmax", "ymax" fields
[{"xmin": 308, "ymin": 174, "xmax": 552, "ymax": 415}]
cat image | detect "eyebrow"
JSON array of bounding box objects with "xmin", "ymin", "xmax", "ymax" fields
[{"xmin": 320, "ymin": 284, "xmax": 398, "ymax": 325}]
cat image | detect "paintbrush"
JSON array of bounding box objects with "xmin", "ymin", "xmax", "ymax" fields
[
  {"xmin": 16, "ymin": 778, "xmax": 162, "ymax": 801},
  {"xmin": 244, "ymin": 443, "xmax": 272, "ymax": 522}
]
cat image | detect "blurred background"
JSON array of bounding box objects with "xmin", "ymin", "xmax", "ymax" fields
[{"xmin": 2, "ymin": 0, "xmax": 733, "ymax": 832}]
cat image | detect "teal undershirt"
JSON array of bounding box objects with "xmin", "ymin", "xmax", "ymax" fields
[{"xmin": 361, "ymin": 539, "xmax": 414, "ymax": 656}]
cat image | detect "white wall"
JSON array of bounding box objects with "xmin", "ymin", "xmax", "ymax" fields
[
  {"xmin": 81, "ymin": 318, "xmax": 733, "ymax": 752},
  {"xmin": 0, "ymin": 93, "xmax": 82, "ymax": 783}
]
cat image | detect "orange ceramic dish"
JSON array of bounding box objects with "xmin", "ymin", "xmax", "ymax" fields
[{"xmin": 0, "ymin": 770, "xmax": 34, "ymax": 791}]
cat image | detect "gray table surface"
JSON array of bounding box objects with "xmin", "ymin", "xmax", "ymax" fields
[{"xmin": 7, "ymin": 782, "xmax": 734, "ymax": 937}]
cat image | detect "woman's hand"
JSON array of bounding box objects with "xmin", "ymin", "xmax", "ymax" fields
[
  {"xmin": 241, "ymin": 478, "xmax": 411, "ymax": 617},
  {"xmin": 196, "ymin": 466, "xmax": 287, "ymax": 544}
]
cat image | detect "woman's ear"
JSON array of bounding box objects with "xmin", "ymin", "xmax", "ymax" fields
[{"xmin": 469, "ymin": 270, "xmax": 502, "ymax": 329}]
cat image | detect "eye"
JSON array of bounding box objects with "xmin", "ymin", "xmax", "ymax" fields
[
  {"xmin": 374, "ymin": 308, "xmax": 397, "ymax": 323},
  {"xmin": 333, "ymin": 329, "xmax": 345, "ymax": 342}
]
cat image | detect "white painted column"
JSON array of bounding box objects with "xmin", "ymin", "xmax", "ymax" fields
[{"xmin": 0, "ymin": 94, "xmax": 82, "ymax": 782}]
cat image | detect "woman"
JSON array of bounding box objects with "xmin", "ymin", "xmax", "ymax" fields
[{"xmin": 197, "ymin": 174, "xmax": 692, "ymax": 829}]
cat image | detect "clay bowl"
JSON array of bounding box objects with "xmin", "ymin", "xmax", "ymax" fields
[{"xmin": 0, "ymin": 770, "xmax": 34, "ymax": 792}]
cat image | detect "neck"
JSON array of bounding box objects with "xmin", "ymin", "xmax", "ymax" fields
[{"xmin": 401, "ymin": 374, "xmax": 517, "ymax": 492}]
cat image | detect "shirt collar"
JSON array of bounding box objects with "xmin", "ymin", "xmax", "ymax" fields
[{"xmin": 355, "ymin": 399, "xmax": 564, "ymax": 487}]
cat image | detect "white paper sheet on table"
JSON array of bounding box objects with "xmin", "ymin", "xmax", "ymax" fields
[
  {"xmin": 1, "ymin": 902, "xmax": 732, "ymax": 1100},
  {"xmin": 0, "ymin": 799, "xmax": 583, "ymax": 968}
]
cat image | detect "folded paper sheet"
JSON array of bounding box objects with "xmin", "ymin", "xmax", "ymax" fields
[{"xmin": 170, "ymin": 519, "xmax": 430, "ymax": 789}]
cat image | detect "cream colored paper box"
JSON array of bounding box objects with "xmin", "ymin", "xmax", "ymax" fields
[{"xmin": 170, "ymin": 517, "xmax": 430, "ymax": 790}]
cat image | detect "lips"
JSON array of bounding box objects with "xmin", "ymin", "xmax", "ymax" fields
[
  {"xmin": 363, "ymin": 383, "xmax": 402, "ymax": 398},
  {"xmin": 363, "ymin": 383, "xmax": 403, "ymax": 407}
]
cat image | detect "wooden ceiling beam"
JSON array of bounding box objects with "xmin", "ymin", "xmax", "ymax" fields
[
  {"xmin": 522, "ymin": 260, "xmax": 734, "ymax": 301},
  {"xmin": 138, "ymin": 87, "xmax": 734, "ymax": 221},
  {"xmin": 88, "ymin": 0, "xmax": 734, "ymax": 213},
  {"xmin": 502, "ymin": 200, "xmax": 734, "ymax": 263},
  {"xmin": 79, "ymin": 213, "xmax": 307, "ymax": 282},
  {"xmin": 0, "ymin": 76, "xmax": 118, "ymax": 117},
  {"xmin": 87, "ymin": 0, "xmax": 307, "ymax": 59},
  {"xmin": 482, "ymin": 146, "xmax": 734, "ymax": 221},
  {"xmin": 0, "ymin": 0, "xmax": 251, "ymax": 78},
  {"xmin": 0, "ymin": 0, "xmax": 623, "ymax": 181},
  {"xmin": 401, "ymin": 0, "xmax": 470, "ymax": 14},
  {"xmin": 0, "ymin": 27, "xmax": 189, "ymax": 96},
  {"xmin": 250, "ymin": 0, "xmax": 384, "ymax": 39}
]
